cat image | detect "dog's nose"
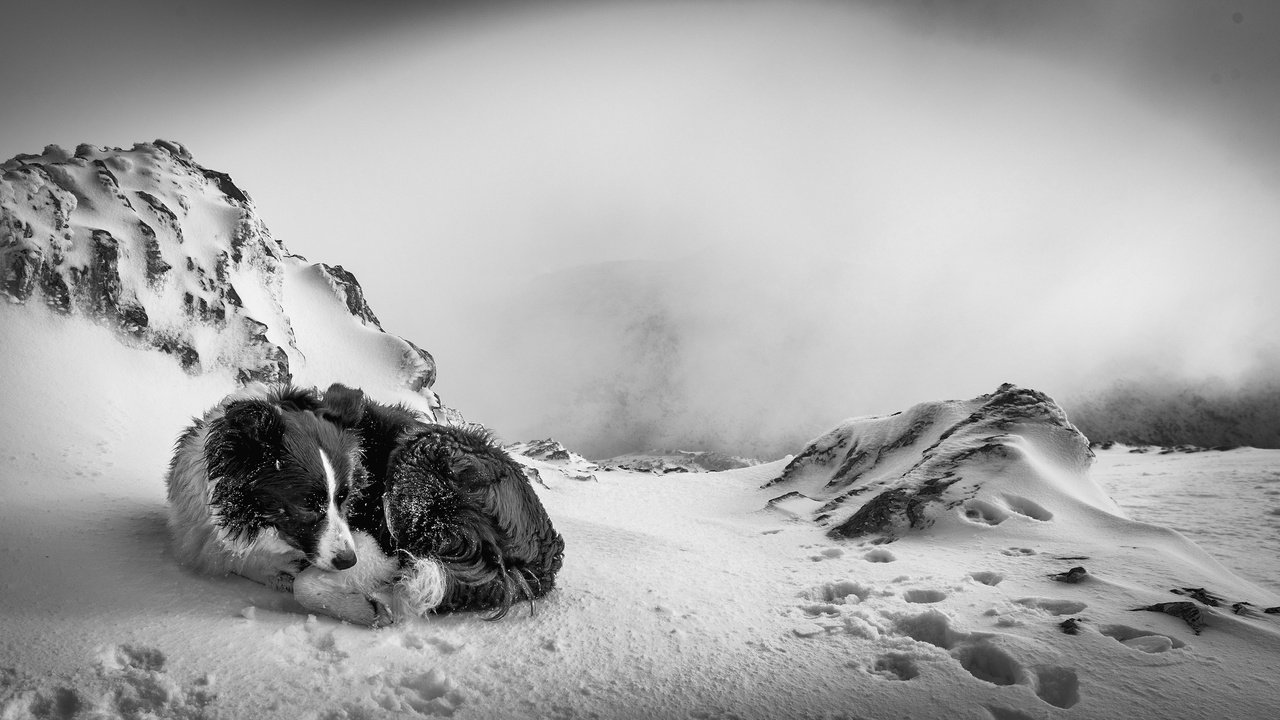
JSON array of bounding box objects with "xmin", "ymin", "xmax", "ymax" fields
[{"xmin": 332, "ymin": 549, "xmax": 357, "ymax": 571}]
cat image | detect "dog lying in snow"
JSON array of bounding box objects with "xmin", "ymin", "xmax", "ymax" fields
[{"xmin": 166, "ymin": 383, "xmax": 565, "ymax": 625}]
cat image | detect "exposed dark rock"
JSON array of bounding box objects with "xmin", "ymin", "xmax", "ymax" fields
[
  {"xmin": 2, "ymin": 245, "xmax": 40, "ymax": 302},
  {"xmin": 401, "ymin": 337, "xmax": 437, "ymax": 390},
  {"xmin": 1050, "ymin": 567, "xmax": 1088, "ymax": 583},
  {"xmin": 155, "ymin": 334, "xmax": 200, "ymax": 372},
  {"xmin": 137, "ymin": 220, "xmax": 171, "ymax": 283},
  {"xmin": 1130, "ymin": 601, "xmax": 1205, "ymax": 634},
  {"xmin": 200, "ymin": 168, "xmax": 248, "ymax": 204},
  {"xmin": 1171, "ymin": 587, "xmax": 1224, "ymax": 607},
  {"xmin": 135, "ymin": 190, "xmax": 183, "ymax": 243},
  {"xmin": 84, "ymin": 230, "xmax": 122, "ymax": 316},
  {"xmin": 317, "ymin": 263, "xmax": 383, "ymax": 329}
]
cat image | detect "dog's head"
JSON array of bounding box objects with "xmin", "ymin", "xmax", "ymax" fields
[{"xmin": 205, "ymin": 386, "xmax": 368, "ymax": 571}]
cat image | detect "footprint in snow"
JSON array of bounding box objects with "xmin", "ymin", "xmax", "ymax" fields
[
  {"xmin": 1014, "ymin": 597, "xmax": 1089, "ymax": 616},
  {"xmin": 868, "ymin": 652, "xmax": 920, "ymax": 681},
  {"xmin": 30, "ymin": 644, "xmax": 218, "ymax": 720},
  {"xmin": 1001, "ymin": 547, "xmax": 1038, "ymax": 556},
  {"xmin": 969, "ymin": 571, "xmax": 1004, "ymax": 586},
  {"xmin": 808, "ymin": 547, "xmax": 845, "ymax": 561},
  {"xmin": 1097, "ymin": 624, "xmax": 1186, "ymax": 653},
  {"xmin": 326, "ymin": 668, "xmax": 464, "ymax": 718},
  {"xmin": 902, "ymin": 589, "xmax": 947, "ymax": 604},
  {"xmin": 397, "ymin": 632, "xmax": 465, "ymax": 654},
  {"xmin": 863, "ymin": 549, "xmax": 897, "ymax": 563},
  {"xmin": 892, "ymin": 610, "xmax": 1081, "ymax": 709}
]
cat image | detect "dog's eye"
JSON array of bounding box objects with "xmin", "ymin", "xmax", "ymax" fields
[{"xmin": 292, "ymin": 507, "xmax": 323, "ymax": 523}]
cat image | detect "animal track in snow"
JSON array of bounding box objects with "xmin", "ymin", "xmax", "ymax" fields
[
  {"xmin": 1029, "ymin": 665, "xmax": 1080, "ymax": 709},
  {"xmin": 1001, "ymin": 494, "xmax": 1053, "ymax": 521},
  {"xmin": 891, "ymin": 610, "xmax": 1081, "ymax": 708},
  {"xmin": 397, "ymin": 631, "xmax": 465, "ymax": 654},
  {"xmin": 902, "ymin": 589, "xmax": 948, "ymax": 604},
  {"xmin": 868, "ymin": 652, "xmax": 920, "ymax": 681},
  {"xmin": 952, "ymin": 640, "xmax": 1022, "ymax": 686},
  {"xmin": 963, "ymin": 499, "xmax": 1010, "ymax": 526},
  {"xmin": 863, "ymin": 549, "xmax": 897, "ymax": 563},
  {"xmin": 1097, "ymin": 624, "xmax": 1186, "ymax": 653},
  {"xmin": 815, "ymin": 580, "xmax": 873, "ymax": 603},
  {"xmin": 1001, "ymin": 547, "xmax": 1038, "ymax": 556},
  {"xmin": 7, "ymin": 644, "xmax": 221, "ymax": 720},
  {"xmin": 1014, "ymin": 597, "xmax": 1088, "ymax": 616},
  {"xmin": 968, "ymin": 571, "xmax": 1004, "ymax": 586},
  {"xmin": 326, "ymin": 668, "xmax": 464, "ymax": 718},
  {"xmin": 808, "ymin": 547, "xmax": 845, "ymax": 561},
  {"xmin": 799, "ymin": 602, "xmax": 844, "ymax": 618}
]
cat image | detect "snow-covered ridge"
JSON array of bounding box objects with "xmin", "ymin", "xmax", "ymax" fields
[
  {"xmin": 768, "ymin": 383, "xmax": 1112, "ymax": 540},
  {"xmin": 597, "ymin": 449, "xmax": 761, "ymax": 474},
  {"xmin": 505, "ymin": 438, "xmax": 761, "ymax": 479},
  {"xmin": 1, "ymin": 141, "xmax": 443, "ymax": 411}
]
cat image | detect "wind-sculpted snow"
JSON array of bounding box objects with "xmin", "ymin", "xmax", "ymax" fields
[
  {"xmin": 768, "ymin": 383, "xmax": 1112, "ymax": 541},
  {"xmin": 1, "ymin": 141, "xmax": 442, "ymax": 411}
]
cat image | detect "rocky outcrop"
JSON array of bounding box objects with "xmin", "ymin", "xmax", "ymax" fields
[
  {"xmin": 599, "ymin": 450, "xmax": 760, "ymax": 474},
  {"xmin": 316, "ymin": 263, "xmax": 382, "ymax": 330},
  {"xmin": 768, "ymin": 384, "xmax": 1103, "ymax": 542},
  {"xmin": 506, "ymin": 439, "xmax": 600, "ymax": 481},
  {"xmin": 1, "ymin": 141, "xmax": 445, "ymax": 399}
]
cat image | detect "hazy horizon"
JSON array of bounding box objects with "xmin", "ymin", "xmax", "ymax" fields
[{"xmin": 4, "ymin": 0, "xmax": 1279, "ymax": 457}]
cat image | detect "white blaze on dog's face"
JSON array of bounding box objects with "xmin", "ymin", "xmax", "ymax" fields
[
  {"xmin": 313, "ymin": 448, "xmax": 358, "ymax": 571},
  {"xmin": 206, "ymin": 397, "xmax": 366, "ymax": 572}
]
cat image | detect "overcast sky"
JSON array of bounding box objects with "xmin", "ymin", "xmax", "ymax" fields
[{"xmin": 4, "ymin": 0, "xmax": 1279, "ymax": 457}]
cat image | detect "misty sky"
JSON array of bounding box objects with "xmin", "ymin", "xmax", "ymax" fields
[{"xmin": 4, "ymin": 0, "xmax": 1279, "ymax": 458}]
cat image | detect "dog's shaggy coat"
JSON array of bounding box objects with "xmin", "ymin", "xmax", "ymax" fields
[{"xmin": 167, "ymin": 383, "xmax": 565, "ymax": 624}]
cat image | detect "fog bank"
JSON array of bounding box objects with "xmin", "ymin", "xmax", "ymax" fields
[{"xmin": 3, "ymin": 1, "xmax": 1278, "ymax": 458}]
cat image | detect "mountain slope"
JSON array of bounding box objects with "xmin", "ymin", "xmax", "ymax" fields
[{"xmin": 1, "ymin": 140, "xmax": 445, "ymax": 415}]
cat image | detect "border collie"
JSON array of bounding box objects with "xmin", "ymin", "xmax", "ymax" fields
[{"xmin": 166, "ymin": 383, "xmax": 565, "ymax": 625}]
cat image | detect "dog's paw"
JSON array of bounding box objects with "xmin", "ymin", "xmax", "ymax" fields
[
  {"xmin": 370, "ymin": 594, "xmax": 396, "ymax": 628},
  {"xmin": 294, "ymin": 567, "xmax": 394, "ymax": 627},
  {"xmin": 269, "ymin": 571, "xmax": 296, "ymax": 593}
]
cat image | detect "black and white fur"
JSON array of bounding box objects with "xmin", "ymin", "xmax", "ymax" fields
[
  {"xmin": 166, "ymin": 383, "xmax": 565, "ymax": 625},
  {"xmin": 166, "ymin": 385, "xmax": 366, "ymax": 591}
]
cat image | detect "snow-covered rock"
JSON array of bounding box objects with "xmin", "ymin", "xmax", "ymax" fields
[
  {"xmin": 505, "ymin": 438, "xmax": 600, "ymax": 481},
  {"xmin": 768, "ymin": 383, "xmax": 1106, "ymax": 540},
  {"xmin": 1, "ymin": 141, "xmax": 444, "ymax": 412}
]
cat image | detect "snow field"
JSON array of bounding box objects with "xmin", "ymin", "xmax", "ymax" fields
[{"xmin": 4, "ymin": 305, "xmax": 1280, "ymax": 719}]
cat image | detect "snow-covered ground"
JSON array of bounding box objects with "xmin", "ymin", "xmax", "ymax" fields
[
  {"xmin": 1094, "ymin": 446, "xmax": 1280, "ymax": 595},
  {"xmin": 4, "ymin": 303, "xmax": 1280, "ymax": 720}
]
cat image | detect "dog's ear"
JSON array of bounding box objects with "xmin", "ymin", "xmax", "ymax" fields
[
  {"xmin": 321, "ymin": 383, "xmax": 366, "ymax": 428},
  {"xmin": 208, "ymin": 399, "xmax": 284, "ymax": 484},
  {"xmin": 222, "ymin": 399, "xmax": 284, "ymax": 445}
]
